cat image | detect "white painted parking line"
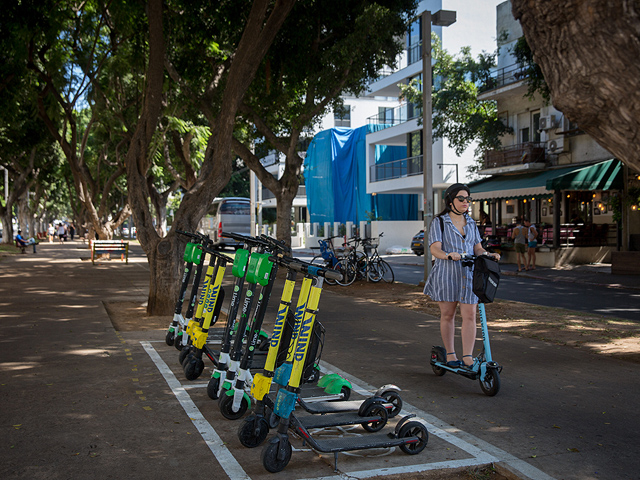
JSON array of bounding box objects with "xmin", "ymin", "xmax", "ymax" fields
[
  {"xmin": 142, "ymin": 342, "xmax": 554, "ymax": 480},
  {"xmin": 140, "ymin": 341, "xmax": 250, "ymax": 480}
]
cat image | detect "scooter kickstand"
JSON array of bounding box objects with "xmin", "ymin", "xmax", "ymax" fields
[{"xmin": 333, "ymin": 452, "xmax": 339, "ymax": 472}]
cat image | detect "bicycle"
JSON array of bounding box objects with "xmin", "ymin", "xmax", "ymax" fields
[
  {"xmin": 363, "ymin": 234, "xmax": 394, "ymax": 283},
  {"xmin": 310, "ymin": 236, "xmax": 354, "ymax": 286}
]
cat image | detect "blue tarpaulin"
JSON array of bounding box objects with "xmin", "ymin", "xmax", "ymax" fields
[{"xmin": 304, "ymin": 125, "xmax": 418, "ymax": 224}]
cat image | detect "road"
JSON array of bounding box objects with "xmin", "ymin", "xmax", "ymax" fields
[{"xmin": 298, "ymin": 253, "xmax": 640, "ymax": 322}]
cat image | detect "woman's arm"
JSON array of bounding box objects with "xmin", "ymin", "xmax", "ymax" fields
[{"xmin": 430, "ymin": 241, "xmax": 462, "ymax": 261}]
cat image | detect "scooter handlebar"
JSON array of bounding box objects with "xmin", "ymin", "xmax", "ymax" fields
[
  {"xmin": 259, "ymin": 234, "xmax": 291, "ymax": 254},
  {"xmin": 270, "ymin": 255, "xmax": 343, "ymax": 281},
  {"xmin": 177, "ymin": 230, "xmax": 209, "ymax": 242},
  {"xmin": 200, "ymin": 244, "xmax": 234, "ymax": 262},
  {"xmin": 220, "ymin": 231, "xmax": 269, "ymax": 248}
]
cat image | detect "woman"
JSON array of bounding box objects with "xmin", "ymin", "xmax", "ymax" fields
[{"xmin": 424, "ymin": 184, "xmax": 500, "ymax": 368}]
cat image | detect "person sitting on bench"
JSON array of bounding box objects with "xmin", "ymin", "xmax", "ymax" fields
[{"xmin": 15, "ymin": 229, "xmax": 37, "ymax": 253}]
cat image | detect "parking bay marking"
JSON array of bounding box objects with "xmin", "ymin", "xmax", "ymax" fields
[{"xmin": 142, "ymin": 341, "xmax": 553, "ymax": 480}]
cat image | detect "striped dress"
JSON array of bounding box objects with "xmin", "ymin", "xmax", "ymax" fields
[{"xmin": 423, "ymin": 213, "xmax": 482, "ymax": 304}]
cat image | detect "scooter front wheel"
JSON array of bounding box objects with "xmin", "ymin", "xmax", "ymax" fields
[
  {"xmin": 179, "ymin": 346, "xmax": 190, "ymax": 365},
  {"xmin": 237, "ymin": 416, "xmax": 270, "ymax": 448},
  {"xmin": 219, "ymin": 393, "xmax": 249, "ymax": 420},
  {"xmin": 165, "ymin": 330, "xmax": 175, "ymax": 346},
  {"xmin": 398, "ymin": 421, "xmax": 429, "ymax": 455},
  {"xmin": 479, "ymin": 368, "xmax": 500, "ymax": 396},
  {"xmin": 262, "ymin": 437, "xmax": 292, "ymax": 473},
  {"xmin": 207, "ymin": 376, "xmax": 220, "ymax": 400},
  {"xmin": 184, "ymin": 356, "xmax": 204, "ymax": 381}
]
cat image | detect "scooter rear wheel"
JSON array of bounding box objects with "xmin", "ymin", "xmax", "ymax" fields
[
  {"xmin": 398, "ymin": 421, "xmax": 429, "ymax": 455},
  {"xmin": 361, "ymin": 403, "xmax": 388, "ymax": 433},
  {"xmin": 262, "ymin": 438, "xmax": 292, "ymax": 473},
  {"xmin": 430, "ymin": 347, "xmax": 446, "ymax": 376},
  {"xmin": 479, "ymin": 368, "xmax": 500, "ymax": 396},
  {"xmin": 380, "ymin": 391, "xmax": 403, "ymax": 418}
]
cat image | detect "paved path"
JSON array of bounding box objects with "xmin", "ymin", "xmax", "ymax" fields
[{"xmin": 1, "ymin": 241, "xmax": 638, "ymax": 480}]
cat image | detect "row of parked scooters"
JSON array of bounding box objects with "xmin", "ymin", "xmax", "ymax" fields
[{"xmin": 163, "ymin": 230, "xmax": 429, "ymax": 473}]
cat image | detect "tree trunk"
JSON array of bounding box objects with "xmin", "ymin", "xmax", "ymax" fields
[
  {"xmin": 275, "ymin": 186, "xmax": 297, "ymax": 247},
  {"xmin": 511, "ymin": 0, "xmax": 640, "ymax": 173}
]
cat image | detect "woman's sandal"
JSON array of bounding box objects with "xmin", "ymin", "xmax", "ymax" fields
[
  {"xmin": 462, "ymin": 355, "xmax": 474, "ymax": 368},
  {"xmin": 446, "ymin": 352, "xmax": 462, "ymax": 367}
]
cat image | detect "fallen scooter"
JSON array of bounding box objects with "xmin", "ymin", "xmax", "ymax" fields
[{"xmin": 430, "ymin": 253, "xmax": 503, "ymax": 396}]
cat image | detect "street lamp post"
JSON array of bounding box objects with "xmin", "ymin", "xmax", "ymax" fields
[{"xmin": 422, "ymin": 9, "xmax": 456, "ymax": 283}]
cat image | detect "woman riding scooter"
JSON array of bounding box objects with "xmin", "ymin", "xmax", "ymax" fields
[{"xmin": 423, "ymin": 184, "xmax": 500, "ymax": 368}]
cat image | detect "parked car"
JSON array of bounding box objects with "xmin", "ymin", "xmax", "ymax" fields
[
  {"xmin": 199, "ymin": 197, "xmax": 251, "ymax": 250},
  {"xmin": 411, "ymin": 230, "xmax": 424, "ymax": 256}
]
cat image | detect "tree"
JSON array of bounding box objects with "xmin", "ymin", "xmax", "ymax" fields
[
  {"xmin": 129, "ymin": 0, "xmax": 296, "ymax": 314},
  {"xmin": 233, "ymin": 0, "xmax": 418, "ymax": 246},
  {"xmin": 399, "ymin": 35, "xmax": 512, "ymax": 175},
  {"xmin": 511, "ymin": 0, "xmax": 640, "ymax": 174}
]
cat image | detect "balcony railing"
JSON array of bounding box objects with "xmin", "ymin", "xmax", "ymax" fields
[
  {"xmin": 374, "ymin": 42, "xmax": 423, "ymax": 79},
  {"xmin": 483, "ymin": 143, "xmax": 546, "ymax": 170},
  {"xmin": 367, "ymin": 103, "xmax": 421, "ymax": 129},
  {"xmin": 370, "ymin": 155, "xmax": 423, "ymax": 182},
  {"xmin": 478, "ymin": 63, "xmax": 527, "ymax": 93}
]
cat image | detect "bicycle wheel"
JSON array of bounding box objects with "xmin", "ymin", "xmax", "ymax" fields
[
  {"xmin": 334, "ymin": 259, "xmax": 357, "ymax": 286},
  {"xmin": 367, "ymin": 258, "xmax": 383, "ymax": 282},
  {"xmin": 377, "ymin": 259, "xmax": 394, "ymax": 283},
  {"xmin": 311, "ymin": 255, "xmax": 337, "ymax": 285}
]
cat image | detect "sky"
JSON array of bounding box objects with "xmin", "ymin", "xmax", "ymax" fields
[{"xmin": 440, "ymin": 0, "xmax": 505, "ymax": 183}]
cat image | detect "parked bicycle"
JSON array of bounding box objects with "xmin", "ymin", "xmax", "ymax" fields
[
  {"xmin": 328, "ymin": 233, "xmax": 394, "ymax": 286},
  {"xmin": 363, "ymin": 234, "xmax": 394, "ymax": 283},
  {"xmin": 310, "ymin": 236, "xmax": 353, "ymax": 286}
]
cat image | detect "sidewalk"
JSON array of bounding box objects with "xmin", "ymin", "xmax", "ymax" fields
[{"xmin": 1, "ymin": 241, "xmax": 638, "ymax": 480}]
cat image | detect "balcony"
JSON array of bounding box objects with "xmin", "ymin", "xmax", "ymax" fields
[
  {"xmin": 481, "ymin": 143, "xmax": 546, "ymax": 174},
  {"xmin": 478, "ymin": 63, "xmax": 527, "ymax": 94},
  {"xmin": 370, "ymin": 155, "xmax": 422, "ymax": 182},
  {"xmin": 367, "ymin": 103, "xmax": 421, "ymax": 130}
]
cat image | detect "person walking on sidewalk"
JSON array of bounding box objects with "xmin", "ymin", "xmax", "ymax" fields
[
  {"xmin": 512, "ymin": 217, "xmax": 527, "ymax": 272},
  {"xmin": 47, "ymin": 224, "xmax": 55, "ymax": 243},
  {"xmin": 423, "ymin": 183, "xmax": 501, "ymax": 368},
  {"xmin": 524, "ymin": 218, "xmax": 537, "ymax": 270}
]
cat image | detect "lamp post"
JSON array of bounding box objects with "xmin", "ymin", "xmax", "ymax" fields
[{"xmin": 422, "ymin": 9, "xmax": 456, "ymax": 282}]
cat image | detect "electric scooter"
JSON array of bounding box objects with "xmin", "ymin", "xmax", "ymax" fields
[
  {"xmin": 238, "ymin": 256, "xmax": 398, "ymax": 449},
  {"xmin": 430, "ymin": 254, "xmax": 503, "ymax": 396},
  {"xmin": 260, "ymin": 272, "xmax": 428, "ymax": 473},
  {"xmin": 165, "ymin": 231, "xmax": 205, "ymax": 346},
  {"xmin": 181, "ymin": 246, "xmax": 234, "ymax": 380}
]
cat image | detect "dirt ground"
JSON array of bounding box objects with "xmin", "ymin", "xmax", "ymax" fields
[{"xmin": 105, "ymin": 280, "xmax": 640, "ymax": 364}]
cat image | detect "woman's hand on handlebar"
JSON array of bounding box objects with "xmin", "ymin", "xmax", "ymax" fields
[{"xmin": 447, "ymin": 252, "xmax": 462, "ymax": 261}]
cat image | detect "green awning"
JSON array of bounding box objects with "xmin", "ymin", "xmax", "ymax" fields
[
  {"xmin": 546, "ymin": 159, "xmax": 622, "ymax": 191},
  {"xmin": 469, "ymin": 165, "xmax": 585, "ymax": 200}
]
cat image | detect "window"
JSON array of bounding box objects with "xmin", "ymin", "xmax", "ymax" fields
[
  {"xmin": 532, "ymin": 111, "xmax": 541, "ymax": 142},
  {"xmin": 520, "ymin": 127, "xmax": 530, "ymax": 143},
  {"xmin": 334, "ymin": 105, "xmax": 351, "ymax": 127}
]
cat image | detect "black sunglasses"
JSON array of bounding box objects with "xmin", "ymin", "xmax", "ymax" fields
[{"xmin": 455, "ymin": 195, "xmax": 473, "ymax": 203}]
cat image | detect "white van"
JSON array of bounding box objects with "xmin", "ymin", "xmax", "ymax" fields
[{"xmin": 199, "ymin": 197, "xmax": 251, "ymax": 249}]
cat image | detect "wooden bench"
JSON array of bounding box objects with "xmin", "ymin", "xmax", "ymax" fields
[{"xmin": 91, "ymin": 240, "xmax": 129, "ymax": 265}]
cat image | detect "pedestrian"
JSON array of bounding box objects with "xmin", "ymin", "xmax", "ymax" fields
[
  {"xmin": 15, "ymin": 229, "xmax": 37, "ymax": 253},
  {"xmin": 511, "ymin": 217, "xmax": 527, "ymax": 272},
  {"xmin": 524, "ymin": 218, "xmax": 537, "ymax": 270},
  {"xmin": 423, "ymin": 183, "xmax": 501, "ymax": 368},
  {"xmin": 47, "ymin": 223, "xmax": 55, "ymax": 243},
  {"xmin": 57, "ymin": 223, "xmax": 66, "ymax": 243},
  {"xmin": 68, "ymin": 223, "xmax": 75, "ymax": 241}
]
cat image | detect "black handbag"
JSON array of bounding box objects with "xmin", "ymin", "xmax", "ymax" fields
[{"xmin": 472, "ymin": 255, "xmax": 501, "ymax": 303}]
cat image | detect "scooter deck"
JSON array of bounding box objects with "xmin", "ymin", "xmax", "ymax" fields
[
  {"xmin": 298, "ymin": 399, "xmax": 365, "ymax": 414},
  {"xmin": 297, "ymin": 412, "xmax": 383, "ymax": 430},
  {"xmin": 297, "ymin": 430, "xmax": 420, "ymax": 453}
]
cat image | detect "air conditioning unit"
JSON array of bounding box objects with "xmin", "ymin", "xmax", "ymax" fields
[
  {"xmin": 548, "ymin": 137, "xmax": 568, "ymax": 153},
  {"xmin": 539, "ymin": 115, "xmax": 556, "ymax": 130}
]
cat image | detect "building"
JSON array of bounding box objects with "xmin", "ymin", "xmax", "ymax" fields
[{"xmin": 469, "ymin": 0, "xmax": 631, "ymax": 265}]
